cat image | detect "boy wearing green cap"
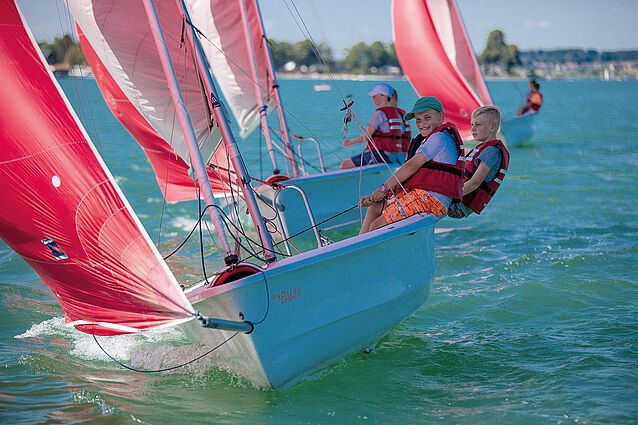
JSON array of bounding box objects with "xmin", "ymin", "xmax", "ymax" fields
[{"xmin": 359, "ymin": 96, "xmax": 464, "ymax": 233}]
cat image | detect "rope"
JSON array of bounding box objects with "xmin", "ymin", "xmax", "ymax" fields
[
  {"xmin": 92, "ymin": 332, "xmax": 238, "ymax": 373},
  {"xmin": 162, "ymin": 202, "xmax": 288, "ymax": 263},
  {"xmin": 197, "ymin": 188, "xmax": 211, "ymax": 286},
  {"xmin": 54, "ymin": 2, "xmax": 110, "ymax": 161},
  {"xmin": 91, "ymin": 262, "xmax": 273, "ymax": 374}
]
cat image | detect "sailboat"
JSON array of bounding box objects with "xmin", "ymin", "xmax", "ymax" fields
[
  {"xmin": 191, "ymin": 0, "xmax": 410, "ymax": 241},
  {"xmin": 392, "ymin": 0, "xmax": 538, "ymax": 147},
  {"xmin": 0, "ymin": 0, "xmax": 437, "ymax": 389}
]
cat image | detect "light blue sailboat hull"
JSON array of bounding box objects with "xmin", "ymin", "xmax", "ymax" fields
[
  {"xmin": 180, "ymin": 214, "xmax": 437, "ymax": 389},
  {"xmin": 501, "ymin": 111, "xmax": 538, "ymax": 147}
]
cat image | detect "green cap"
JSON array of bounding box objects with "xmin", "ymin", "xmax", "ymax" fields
[{"xmin": 404, "ymin": 96, "xmax": 444, "ymax": 120}]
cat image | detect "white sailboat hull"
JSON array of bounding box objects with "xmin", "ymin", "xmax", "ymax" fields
[
  {"xmin": 463, "ymin": 111, "xmax": 537, "ymax": 150},
  {"xmin": 180, "ymin": 214, "xmax": 437, "ymax": 389},
  {"xmin": 501, "ymin": 112, "xmax": 537, "ymax": 147},
  {"xmin": 255, "ymin": 164, "xmax": 392, "ymax": 240}
]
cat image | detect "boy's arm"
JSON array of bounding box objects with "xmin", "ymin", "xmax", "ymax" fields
[
  {"xmin": 386, "ymin": 151, "xmax": 427, "ymax": 189},
  {"xmin": 462, "ymin": 162, "xmax": 490, "ymax": 195},
  {"xmin": 342, "ymin": 125, "xmax": 376, "ymax": 147},
  {"xmin": 367, "ymin": 152, "xmax": 427, "ymax": 202}
]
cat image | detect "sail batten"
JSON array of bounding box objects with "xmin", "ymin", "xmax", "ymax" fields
[{"xmin": 0, "ymin": 0, "xmax": 194, "ymax": 336}]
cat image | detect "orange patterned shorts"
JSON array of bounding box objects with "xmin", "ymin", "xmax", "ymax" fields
[{"xmin": 382, "ymin": 188, "xmax": 448, "ymax": 224}]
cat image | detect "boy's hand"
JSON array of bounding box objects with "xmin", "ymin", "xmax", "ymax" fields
[
  {"xmin": 369, "ymin": 188, "xmax": 385, "ymax": 202},
  {"xmin": 359, "ymin": 195, "xmax": 372, "ymax": 207}
]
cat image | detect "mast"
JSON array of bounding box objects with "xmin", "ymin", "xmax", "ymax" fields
[
  {"xmin": 176, "ymin": 0, "xmax": 277, "ymax": 262},
  {"xmin": 248, "ymin": 0, "xmax": 300, "ymax": 178},
  {"xmin": 140, "ymin": 0, "xmax": 235, "ymax": 262},
  {"xmin": 237, "ymin": 0, "xmax": 293, "ymax": 177}
]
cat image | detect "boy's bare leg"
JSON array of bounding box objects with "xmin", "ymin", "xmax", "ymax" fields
[
  {"xmin": 360, "ymin": 201, "xmax": 384, "ymax": 234},
  {"xmin": 369, "ymin": 215, "xmax": 390, "ymax": 232},
  {"xmin": 340, "ymin": 158, "xmax": 356, "ymax": 169}
]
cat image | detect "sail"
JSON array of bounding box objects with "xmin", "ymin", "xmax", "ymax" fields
[
  {"xmin": 392, "ymin": 0, "xmax": 492, "ymax": 139},
  {"xmin": 0, "ymin": 1, "xmax": 194, "ymax": 336},
  {"xmin": 187, "ymin": 0, "xmax": 274, "ymax": 137},
  {"xmin": 444, "ymin": 0, "xmax": 492, "ymax": 106},
  {"xmin": 67, "ymin": 0, "xmax": 226, "ymax": 180},
  {"xmin": 78, "ymin": 28, "xmax": 238, "ymax": 203}
]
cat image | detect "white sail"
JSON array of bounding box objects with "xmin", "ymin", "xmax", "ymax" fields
[
  {"xmin": 187, "ymin": 0, "xmax": 275, "ymax": 138},
  {"xmin": 68, "ymin": 0, "xmax": 222, "ymax": 169}
]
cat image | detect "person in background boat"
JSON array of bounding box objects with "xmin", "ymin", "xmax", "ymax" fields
[
  {"xmin": 358, "ymin": 96, "xmax": 464, "ymax": 233},
  {"xmin": 448, "ymin": 106, "xmax": 510, "ymax": 219},
  {"xmin": 340, "ymin": 83, "xmax": 410, "ymax": 169},
  {"xmin": 516, "ymin": 79, "xmax": 543, "ymax": 116}
]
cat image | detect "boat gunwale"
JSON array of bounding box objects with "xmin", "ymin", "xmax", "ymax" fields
[{"xmin": 185, "ymin": 213, "xmax": 439, "ymax": 303}]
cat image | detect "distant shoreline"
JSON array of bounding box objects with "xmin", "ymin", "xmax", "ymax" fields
[
  {"xmin": 274, "ymin": 72, "xmax": 608, "ymax": 81},
  {"xmin": 277, "ymin": 72, "xmax": 534, "ymax": 81}
]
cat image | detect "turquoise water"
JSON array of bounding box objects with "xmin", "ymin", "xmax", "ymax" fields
[{"xmin": 1, "ymin": 78, "xmax": 637, "ymax": 424}]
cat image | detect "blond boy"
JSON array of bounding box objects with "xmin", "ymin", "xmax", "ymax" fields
[{"xmin": 448, "ymin": 106, "xmax": 510, "ymax": 218}]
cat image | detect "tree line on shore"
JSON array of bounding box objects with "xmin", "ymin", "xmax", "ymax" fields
[{"xmin": 41, "ymin": 30, "xmax": 638, "ymax": 75}]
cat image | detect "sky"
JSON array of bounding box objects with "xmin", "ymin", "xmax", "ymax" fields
[{"xmin": 17, "ymin": 0, "xmax": 638, "ymax": 58}]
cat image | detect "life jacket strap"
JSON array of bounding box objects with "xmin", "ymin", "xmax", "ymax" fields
[
  {"xmin": 423, "ymin": 161, "xmax": 463, "ymax": 176},
  {"xmin": 478, "ymin": 181, "xmax": 496, "ymax": 196}
]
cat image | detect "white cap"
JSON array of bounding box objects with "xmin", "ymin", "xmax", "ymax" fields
[{"xmin": 367, "ymin": 83, "xmax": 394, "ymax": 98}]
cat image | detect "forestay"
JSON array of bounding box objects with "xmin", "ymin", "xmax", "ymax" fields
[{"xmin": 0, "ymin": 1, "xmax": 194, "ymax": 335}]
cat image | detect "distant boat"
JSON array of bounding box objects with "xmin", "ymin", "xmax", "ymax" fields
[
  {"xmin": 392, "ymin": 0, "xmax": 537, "ymax": 147},
  {"xmin": 313, "ymin": 84, "xmax": 332, "ymax": 91}
]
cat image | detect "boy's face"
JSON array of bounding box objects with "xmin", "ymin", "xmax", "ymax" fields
[
  {"xmin": 471, "ymin": 114, "xmax": 495, "ymax": 142},
  {"xmin": 372, "ymin": 93, "xmax": 387, "ymax": 107},
  {"xmin": 414, "ymin": 109, "xmax": 444, "ymax": 137}
]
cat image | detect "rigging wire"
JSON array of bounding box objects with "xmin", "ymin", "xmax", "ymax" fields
[
  {"xmin": 54, "ymin": 1, "xmax": 104, "ymax": 158},
  {"xmin": 92, "ymin": 332, "xmax": 238, "ymax": 374},
  {"xmin": 181, "ymin": 17, "xmax": 351, "ymax": 167},
  {"xmin": 156, "ymin": 89, "xmax": 180, "ymax": 250},
  {"xmin": 278, "ymin": 0, "xmax": 409, "ymax": 207},
  {"xmin": 92, "ymin": 265, "xmax": 273, "ymax": 374}
]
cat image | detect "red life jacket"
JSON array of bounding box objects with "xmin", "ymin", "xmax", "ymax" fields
[
  {"xmin": 402, "ymin": 123, "xmax": 465, "ymax": 200},
  {"xmin": 368, "ymin": 107, "xmax": 409, "ymax": 153},
  {"xmin": 527, "ymin": 91, "xmax": 543, "ymax": 112},
  {"xmin": 462, "ymin": 139, "xmax": 510, "ymax": 214}
]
